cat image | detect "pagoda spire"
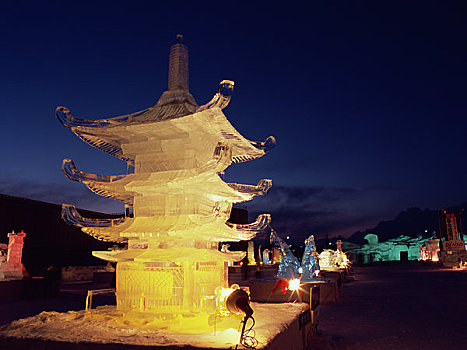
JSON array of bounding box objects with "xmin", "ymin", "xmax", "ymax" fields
[{"xmin": 168, "ymin": 34, "xmax": 189, "ymax": 91}]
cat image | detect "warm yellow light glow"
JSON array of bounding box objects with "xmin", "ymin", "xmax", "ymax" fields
[
  {"xmin": 215, "ymin": 285, "xmax": 243, "ymax": 317},
  {"xmin": 219, "ymin": 287, "xmax": 236, "ymax": 299},
  {"xmin": 319, "ymin": 249, "xmax": 350, "ymax": 270},
  {"xmin": 419, "ymin": 239, "xmax": 440, "ymax": 263},
  {"xmin": 288, "ymin": 278, "xmax": 300, "ymax": 291}
]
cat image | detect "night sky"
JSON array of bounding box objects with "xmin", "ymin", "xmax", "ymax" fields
[{"xmin": 1, "ymin": 1, "xmax": 466, "ymax": 241}]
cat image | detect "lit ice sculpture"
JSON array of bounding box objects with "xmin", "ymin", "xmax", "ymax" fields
[
  {"xmin": 0, "ymin": 231, "xmax": 27, "ymax": 279},
  {"xmin": 319, "ymin": 246, "xmax": 349, "ymax": 270},
  {"xmin": 0, "ymin": 243, "xmax": 7, "ymax": 279},
  {"xmin": 300, "ymin": 234, "xmax": 321, "ymax": 281},
  {"xmin": 335, "ymin": 239, "xmax": 350, "ymax": 268},
  {"xmin": 247, "ymin": 241, "xmax": 256, "ymax": 265},
  {"xmin": 270, "ymin": 231, "xmax": 300, "ymax": 279},
  {"xmin": 58, "ymin": 36, "xmax": 274, "ymax": 325},
  {"xmin": 318, "ymin": 250, "xmax": 338, "ymax": 271},
  {"xmin": 419, "ymin": 238, "xmax": 440, "ymax": 262}
]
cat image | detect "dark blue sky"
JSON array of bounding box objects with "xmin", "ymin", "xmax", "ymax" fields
[{"xmin": 1, "ymin": 1, "xmax": 466, "ymax": 240}]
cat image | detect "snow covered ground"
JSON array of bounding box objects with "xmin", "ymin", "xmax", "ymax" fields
[
  {"xmin": 0, "ymin": 299, "xmax": 307, "ymax": 349},
  {"xmin": 318, "ymin": 263, "xmax": 467, "ymax": 349},
  {"xmin": 1, "ymin": 263, "xmax": 465, "ymax": 349}
]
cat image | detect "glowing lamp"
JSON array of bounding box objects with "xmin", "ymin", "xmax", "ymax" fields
[
  {"xmin": 216, "ymin": 285, "xmax": 253, "ymax": 318},
  {"xmin": 288, "ymin": 278, "xmax": 300, "ymax": 291}
]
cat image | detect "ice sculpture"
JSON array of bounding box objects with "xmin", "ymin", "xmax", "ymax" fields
[
  {"xmin": 272, "ymin": 247, "xmax": 281, "ymax": 263},
  {"xmin": 318, "ymin": 249, "xmax": 339, "ymax": 271},
  {"xmin": 346, "ymin": 234, "xmax": 432, "ymax": 263},
  {"xmin": 262, "ymin": 248, "xmax": 270, "ymax": 264},
  {"xmin": 58, "ymin": 36, "xmax": 274, "ymax": 325},
  {"xmin": 335, "ymin": 240, "xmax": 350, "ymax": 268},
  {"xmin": 247, "ymin": 241, "xmax": 256, "ymax": 265},
  {"xmin": 0, "ymin": 231, "xmax": 27, "ymax": 279},
  {"xmin": 0, "ymin": 243, "xmax": 7, "ymax": 279},
  {"xmin": 319, "ymin": 247, "xmax": 349, "ymax": 270},
  {"xmin": 300, "ymin": 234, "xmax": 321, "ymax": 281},
  {"xmin": 270, "ymin": 231, "xmax": 300, "ymax": 279},
  {"xmin": 419, "ymin": 238, "xmax": 440, "ymax": 262}
]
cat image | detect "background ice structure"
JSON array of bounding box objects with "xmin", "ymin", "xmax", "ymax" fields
[
  {"xmin": 56, "ymin": 36, "xmax": 275, "ymax": 331},
  {"xmin": 346, "ymin": 233, "xmax": 436, "ymax": 264}
]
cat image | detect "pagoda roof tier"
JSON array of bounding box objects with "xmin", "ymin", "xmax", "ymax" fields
[
  {"xmin": 62, "ymin": 141, "xmax": 234, "ymax": 204},
  {"xmin": 57, "ymin": 105, "xmax": 275, "ymax": 166},
  {"xmin": 92, "ymin": 247, "xmax": 246, "ymax": 264},
  {"xmin": 57, "ymin": 81, "xmax": 234, "ymax": 128},
  {"xmin": 125, "ymin": 174, "xmax": 270, "ymax": 200},
  {"xmin": 85, "ymin": 214, "xmax": 270, "ymax": 242},
  {"xmin": 62, "ymin": 204, "xmax": 270, "ymax": 242},
  {"xmin": 61, "ymin": 204, "xmax": 128, "ymax": 243},
  {"xmin": 62, "ymin": 159, "xmax": 135, "ymax": 204},
  {"xmin": 63, "ymin": 160, "xmax": 271, "ymax": 206}
]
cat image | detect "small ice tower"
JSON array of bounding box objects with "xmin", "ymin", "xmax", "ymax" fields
[
  {"xmin": 5, "ymin": 230, "xmax": 27, "ymax": 278},
  {"xmin": 57, "ymin": 36, "xmax": 275, "ymax": 323}
]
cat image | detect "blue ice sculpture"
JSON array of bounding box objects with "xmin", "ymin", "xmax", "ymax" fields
[
  {"xmin": 270, "ymin": 231, "xmax": 301, "ymax": 279},
  {"xmin": 301, "ymin": 234, "xmax": 321, "ymax": 281}
]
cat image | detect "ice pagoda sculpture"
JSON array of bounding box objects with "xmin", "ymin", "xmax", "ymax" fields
[{"xmin": 57, "ymin": 36, "xmax": 275, "ymax": 322}]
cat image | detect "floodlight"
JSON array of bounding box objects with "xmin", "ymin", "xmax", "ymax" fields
[
  {"xmin": 288, "ymin": 278, "xmax": 300, "ymax": 291},
  {"xmin": 226, "ymin": 289, "xmax": 253, "ymax": 317}
]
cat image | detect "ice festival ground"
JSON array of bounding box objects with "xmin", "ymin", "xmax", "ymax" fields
[{"xmin": 1, "ymin": 263, "xmax": 466, "ymax": 349}]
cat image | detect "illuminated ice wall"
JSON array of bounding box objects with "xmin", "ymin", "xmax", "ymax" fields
[
  {"xmin": 58, "ymin": 36, "xmax": 275, "ymax": 320},
  {"xmin": 346, "ymin": 233, "xmax": 432, "ymax": 264}
]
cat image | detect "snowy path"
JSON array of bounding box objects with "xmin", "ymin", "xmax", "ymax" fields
[{"xmin": 318, "ymin": 264, "xmax": 467, "ymax": 350}]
